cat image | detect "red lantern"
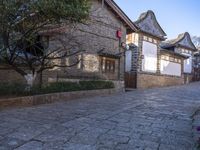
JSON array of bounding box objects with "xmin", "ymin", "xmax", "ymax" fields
[{"xmin": 116, "ymin": 30, "xmax": 122, "ymax": 38}]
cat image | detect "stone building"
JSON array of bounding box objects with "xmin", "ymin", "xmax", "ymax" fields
[
  {"xmin": 161, "ymin": 32, "xmax": 198, "ymax": 84},
  {"xmin": 0, "ymin": 0, "xmax": 137, "ymax": 86},
  {"xmin": 126, "ymin": 10, "xmax": 189, "ymax": 88}
]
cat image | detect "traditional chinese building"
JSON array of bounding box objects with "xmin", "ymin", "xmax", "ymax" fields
[
  {"xmin": 0, "ymin": 0, "xmax": 137, "ymax": 87},
  {"xmin": 161, "ymin": 32, "xmax": 198, "ymax": 84},
  {"xmin": 126, "ymin": 10, "xmax": 189, "ymax": 88}
]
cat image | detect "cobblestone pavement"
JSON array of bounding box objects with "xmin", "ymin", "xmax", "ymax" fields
[
  {"xmin": 1, "ymin": 82, "xmax": 200, "ymax": 150},
  {"xmin": 192, "ymin": 107, "xmax": 200, "ymax": 149}
]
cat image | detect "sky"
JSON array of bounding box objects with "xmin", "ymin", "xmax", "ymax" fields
[{"xmin": 114, "ymin": 0, "xmax": 200, "ymax": 39}]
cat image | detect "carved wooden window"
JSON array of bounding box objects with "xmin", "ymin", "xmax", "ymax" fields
[
  {"xmin": 143, "ymin": 36, "xmax": 148, "ymax": 41},
  {"xmin": 101, "ymin": 57, "xmax": 115, "ymax": 73},
  {"xmin": 161, "ymin": 55, "xmax": 169, "ymax": 61},
  {"xmin": 148, "ymin": 37, "xmax": 153, "ymax": 43},
  {"xmin": 169, "ymin": 57, "xmax": 174, "ymax": 62},
  {"xmin": 143, "ymin": 36, "xmax": 157, "ymax": 44},
  {"xmin": 153, "ymin": 39, "xmax": 157, "ymax": 44},
  {"xmin": 161, "ymin": 55, "xmax": 181, "ymax": 64}
]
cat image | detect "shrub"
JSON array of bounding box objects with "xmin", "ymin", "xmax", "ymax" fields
[
  {"xmin": 39, "ymin": 82, "xmax": 82, "ymax": 94},
  {"xmin": 79, "ymin": 80, "xmax": 114, "ymax": 90},
  {"xmin": 0, "ymin": 80, "xmax": 115, "ymax": 97},
  {"xmin": 0, "ymin": 83, "xmax": 27, "ymax": 97}
]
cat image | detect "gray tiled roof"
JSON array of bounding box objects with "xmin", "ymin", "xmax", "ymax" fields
[
  {"xmin": 160, "ymin": 48, "xmax": 189, "ymax": 59},
  {"xmin": 161, "ymin": 32, "xmax": 197, "ymax": 51},
  {"xmin": 134, "ymin": 10, "xmax": 167, "ymax": 40},
  {"xmin": 97, "ymin": 48, "xmax": 121, "ymax": 58}
]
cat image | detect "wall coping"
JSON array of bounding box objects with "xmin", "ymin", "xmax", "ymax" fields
[
  {"xmin": 138, "ymin": 71, "xmax": 183, "ymax": 78},
  {"xmin": 0, "ymin": 87, "xmax": 124, "ymax": 110}
]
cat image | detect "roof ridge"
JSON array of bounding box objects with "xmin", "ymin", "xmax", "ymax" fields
[
  {"xmin": 134, "ymin": 10, "xmax": 167, "ymax": 40},
  {"xmin": 161, "ymin": 32, "xmax": 197, "ymax": 51}
]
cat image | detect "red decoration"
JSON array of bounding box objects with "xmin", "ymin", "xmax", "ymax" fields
[{"xmin": 116, "ymin": 30, "xmax": 122, "ymax": 38}]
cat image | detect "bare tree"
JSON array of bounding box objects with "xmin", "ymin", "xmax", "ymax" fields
[
  {"xmin": 0, "ymin": 0, "xmax": 90, "ymax": 88},
  {"xmin": 192, "ymin": 36, "xmax": 200, "ymax": 50}
]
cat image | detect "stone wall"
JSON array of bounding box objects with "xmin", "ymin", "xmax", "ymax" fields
[
  {"xmin": 0, "ymin": 68, "xmax": 25, "ymax": 84},
  {"xmin": 46, "ymin": 0, "xmax": 127, "ymax": 81},
  {"xmin": 137, "ymin": 73, "xmax": 184, "ymax": 89}
]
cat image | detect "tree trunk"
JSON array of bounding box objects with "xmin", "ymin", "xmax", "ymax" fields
[
  {"xmin": 39, "ymin": 71, "xmax": 43, "ymax": 89},
  {"xmin": 24, "ymin": 73, "xmax": 37, "ymax": 90}
]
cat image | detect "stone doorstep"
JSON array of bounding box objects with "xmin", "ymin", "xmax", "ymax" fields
[{"xmin": 0, "ymin": 88, "xmax": 124, "ymax": 110}]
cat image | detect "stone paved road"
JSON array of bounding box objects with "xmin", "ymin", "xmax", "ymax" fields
[{"xmin": 1, "ymin": 82, "xmax": 200, "ymax": 150}]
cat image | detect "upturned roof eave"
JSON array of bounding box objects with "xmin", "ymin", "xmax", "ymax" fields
[
  {"xmin": 164, "ymin": 32, "xmax": 198, "ymax": 52},
  {"xmin": 134, "ymin": 10, "xmax": 167, "ymax": 38}
]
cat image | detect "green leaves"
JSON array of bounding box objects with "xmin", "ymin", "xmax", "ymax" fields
[
  {"xmin": 0, "ymin": 81, "xmax": 114, "ymax": 97},
  {"xmin": 0, "ymin": 0, "xmax": 90, "ymax": 39},
  {"xmin": 0, "ymin": 0, "xmax": 90, "ymax": 85},
  {"xmin": 36, "ymin": 0, "xmax": 90, "ymax": 22}
]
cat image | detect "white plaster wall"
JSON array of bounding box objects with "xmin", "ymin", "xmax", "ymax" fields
[
  {"xmin": 125, "ymin": 50, "xmax": 132, "ymax": 72},
  {"xmin": 160, "ymin": 60, "xmax": 181, "ymax": 76},
  {"xmin": 184, "ymin": 56, "xmax": 192, "ymax": 73},
  {"xmin": 142, "ymin": 41, "xmax": 157, "ymax": 73}
]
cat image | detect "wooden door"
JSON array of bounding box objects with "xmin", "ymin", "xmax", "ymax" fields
[{"xmin": 125, "ymin": 72, "xmax": 137, "ymax": 88}]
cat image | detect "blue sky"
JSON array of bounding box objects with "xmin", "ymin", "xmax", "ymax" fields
[{"xmin": 114, "ymin": 0, "xmax": 200, "ymax": 39}]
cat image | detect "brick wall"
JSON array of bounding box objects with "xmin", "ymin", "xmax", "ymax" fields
[{"xmin": 137, "ymin": 73, "xmax": 184, "ymax": 89}]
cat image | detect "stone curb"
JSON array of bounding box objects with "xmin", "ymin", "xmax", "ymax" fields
[{"xmin": 0, "ymin": 88, "xmax": 124, "ymax": 109}]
